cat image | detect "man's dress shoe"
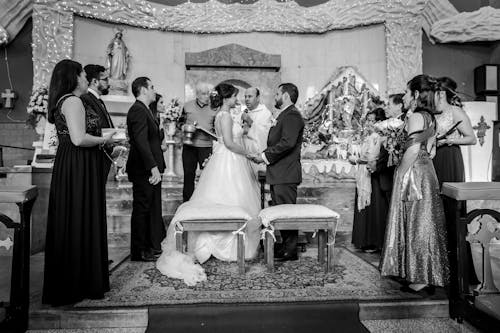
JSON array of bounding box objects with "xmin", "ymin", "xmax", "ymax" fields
[
  {"xmin": 275, "ymin": 252, "xmax": 298, "ymax": 262},
  {"xmin": 131, "ymin": 251, "xmax": 157, "ymax": 262},
  {"xmin": 151, "ymin": 249, "xmax": 162, "ymax": 259}
]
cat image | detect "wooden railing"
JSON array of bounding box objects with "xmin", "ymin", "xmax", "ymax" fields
[
  {"xmin": 0, "ymin": 186, "xmax": 38, "ymax": 333},
  {"xmin": 442, "ymin": 182, "xmax": 500, "ymax": 331}
]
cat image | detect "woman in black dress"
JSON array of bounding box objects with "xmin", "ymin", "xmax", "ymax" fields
[
  {"xmin": 42, "ymin": 59, "xmax": 116, "ymax": 306},
  {"xmin": 433, "ymin": 76, "xmax": 479, "ymax": 285},
  {"xmin": 433, "ymin": 77, "xmax": 476, "ymax": 186},
  {"xmin": 351, "ymin": 108, "xmax": 387, "ymax": 252}
]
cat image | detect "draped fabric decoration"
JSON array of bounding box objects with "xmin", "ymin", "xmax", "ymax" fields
[
  {"xmin": 420, "ymin": 0, "xmax": 459, "ymax": 42},
  {"xmin": 0, "ymin": 0, "xmax": 32, "ymax": 45},
  {"xmin": 33, "ymin": 0, "xmax": 429, "ymax": 94},
  {"xmin": 431, "ymin": 6, "xmax": 500, "ymax": 43},
  {"xmin": 29, "ymin": 0, "xmax": 500, "ymax": 94}
]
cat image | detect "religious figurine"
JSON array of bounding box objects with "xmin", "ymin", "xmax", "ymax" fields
[
  {"xmin": 106, "ymin": 29, "xmax": 129, "ymax": 80},
  {"xmin": 341, "ymin": 97, "xmax": 355, "ymax": 129},
  {"xmin": 106, "ymin": 28, "xmax": 130, "ymax": 94}
]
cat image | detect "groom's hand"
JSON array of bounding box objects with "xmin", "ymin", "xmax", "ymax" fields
[
  {"xmin": 149, "ymin": 166, "xmax": 162, "ymax": 185},
  {"xmin": 247, "ymin": 153, "xmax": 264, "ymax": 164}
]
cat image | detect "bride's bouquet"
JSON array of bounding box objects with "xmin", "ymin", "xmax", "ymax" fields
[{"xmin": 374, "ymin": 118, "xmax": 405, "ymax": 167}]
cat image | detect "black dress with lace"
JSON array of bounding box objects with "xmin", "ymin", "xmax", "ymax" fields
[{"xmin": 42, "ymin": 94, "xmax": 110, "ymax": 306}]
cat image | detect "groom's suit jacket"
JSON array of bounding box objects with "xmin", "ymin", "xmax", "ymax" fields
[
  {"xmin": 263, "ymin": 104, "xmax": 305, "ymax": 185},
  {"xmin": 126, "ymin": 100, "xmax": 165, "ymax": 181}
]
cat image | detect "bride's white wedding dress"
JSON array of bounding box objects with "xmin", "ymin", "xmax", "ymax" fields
[{"xmin": 156, "ymin": 111, "xmax": 261, "ymax": 285}]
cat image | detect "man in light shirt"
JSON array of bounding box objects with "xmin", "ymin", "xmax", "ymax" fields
[{"xmin": 241, "ymin": 87, "xmax": 273, "ymax": 175}]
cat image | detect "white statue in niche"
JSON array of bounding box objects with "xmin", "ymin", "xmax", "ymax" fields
[{"xmin": 106, "ymin": 28, "xmax": 130, "ymax": 94}]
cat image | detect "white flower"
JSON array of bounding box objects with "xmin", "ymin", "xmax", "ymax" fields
[
  {"xmin": 374, "ymin": 118, "xmax": 404, "ymax": 132},
  {"xmin": 270, "ymin": 117, "xmax": 277, "ymax": 127}
]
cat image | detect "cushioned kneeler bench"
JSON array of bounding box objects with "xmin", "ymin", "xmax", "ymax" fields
[
  {"xmin": 258, "ymin": 204, "xmax": 339, "ymax": 272},
  {"xmin": 173, "ymin": 204, "xmax": 252, "ymax": 274}
]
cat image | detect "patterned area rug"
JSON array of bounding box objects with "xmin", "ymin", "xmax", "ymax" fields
[{"xmin": 77, "ymin": 247, "xmax": 419, "ymax": 307}]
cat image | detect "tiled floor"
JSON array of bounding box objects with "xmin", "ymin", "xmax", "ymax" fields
[{"xmin": 362, "ymin": 318, "xmax": 481, "ymax": 333}]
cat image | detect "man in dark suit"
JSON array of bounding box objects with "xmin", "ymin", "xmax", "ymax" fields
[
  {"xmin": 126, "ymin": 77, "xmax": 166, "ymax": 262},
  {"xmin": 81, "ymin": 64, "xmax": 115, "ymax": 175},
  {"xmin": 249, "ymin": 83, "xmax": 305, "ymax": 261}
]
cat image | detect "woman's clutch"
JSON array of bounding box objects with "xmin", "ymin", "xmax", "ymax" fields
[{"xmin": 102, "ymin": 128, "xmax": 127, "ymax": 141}]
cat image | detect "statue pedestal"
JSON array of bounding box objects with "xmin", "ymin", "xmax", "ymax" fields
[{"xmin": 108, "ymin": 78, "xmax": 129, "ymax": 95}]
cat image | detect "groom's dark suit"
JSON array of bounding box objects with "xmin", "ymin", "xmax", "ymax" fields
[
  {"xmin": 126, "ymin": 100, "xmax": 166, "ymax": 259},
  {"xmin": 263, "ymin": 104, "xmax": 305, "ymax": 255}
]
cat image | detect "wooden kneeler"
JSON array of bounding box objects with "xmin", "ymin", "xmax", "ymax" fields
[
  {"xmin": 258, "ymin": 204, "xmax": 339, "ymax": 273},
  {"xmin": 175, "ymin": 219, "xmax": 248, "ymax": 274},
  {"xmin": 263, "ymin": 218, "xmax": 337, "ymax": 272}
]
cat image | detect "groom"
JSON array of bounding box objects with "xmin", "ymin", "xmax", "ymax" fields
[{"xmin": 249, "ymin": 83, "xmax": 305, "ymax": 261}]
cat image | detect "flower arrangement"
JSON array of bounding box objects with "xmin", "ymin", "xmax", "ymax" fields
[
  {"xmin": 374, "ymin": 118, "xmax": 406, "ymax": 167},
  {"xmin": 26, "ymin": 87, "xmax": 49, "ymax": 129},
  {"xmin": 162, "ymin": 97, "xmax": 182, "ymax": 122}
]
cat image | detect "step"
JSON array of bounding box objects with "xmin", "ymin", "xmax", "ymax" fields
[
  {"xmin": 106, "ymin": 214, "xmax": 174, "ymax": 233},
  {"xmin": 27, "ymin": 299, "xmax": 449, "ymax": 331},
  {"xmin": 105, "ymin": 183, "xmax": 182, "ymax": 200},
  {"xmin": 359, "ymin": 300, "xmax": 449, "ymax": 320},
  {"xmin": 106, "ymin": 198, "xmax": 182, "ymax": 216},
  {"xmin": 29, "ymin": 308, "xmax": 147, "ymax": 330},
  {"xmin": 107, "ymin": 232, "xmax": 130, "ymax": 248}
]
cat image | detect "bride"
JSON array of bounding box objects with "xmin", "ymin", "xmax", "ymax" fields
[{"xmin": 156, "ymin": 83, "xmax": 261, "ymax": 285}]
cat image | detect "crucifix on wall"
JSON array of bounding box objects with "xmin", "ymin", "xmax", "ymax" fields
[
  {"xmin": 473, "ymin": 115, "xmax": 491, "ymax": 147},
  {"xmin": 1, "ymin": 88, "xmax": 17, "ymax": 109}
]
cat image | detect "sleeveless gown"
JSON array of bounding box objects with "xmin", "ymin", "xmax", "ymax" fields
[
  {"xmin": 434, "ymin": 107, "xmax": 480, "ymax": 285},
  {"xmin": 380, "ymin": 110, "xmax": 450, "ymax": 287},
  {"xmin": 156, "ymin": 111, "xmax": 261, "ymax": 285},
  {"xmin": 433, "ymin": 107, "xmax": 464, "ymax": 187},
  {"xmin": 42, "ymin": 94, "xmax": 110, "ymax": 305}
]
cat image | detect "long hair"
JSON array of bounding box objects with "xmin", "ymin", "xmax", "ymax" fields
[
  {"xmin": 149, "ymin": 93, "xmax": 163, "ymax": 118},
  {"xmin": 47, "ymin": 59, "xmax": 83, "ymax": 124},
  {"xmin": 407, "ymin": 74, "xmax": 437, "ymax": 113},
  {"xmin": 437, "ymin": 76, "xmax": 463, "ymax": 107},
  {"xmin": 210, "ymin": 83, "xmax": 238, "ymax": 109}
]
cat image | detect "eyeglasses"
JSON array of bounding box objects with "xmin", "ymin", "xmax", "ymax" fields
[{"xmin": 99, "ymin": 77, "xmax": 109, "ymax": 82}]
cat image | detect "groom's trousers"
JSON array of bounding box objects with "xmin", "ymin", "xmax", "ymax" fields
[
  {"xmin": 130, "ymin": 177, "xmax": 165, "ymax": 258},
  {"xmin": 270, "ymin": 184, "xmax": 298, "ymax": 254}
]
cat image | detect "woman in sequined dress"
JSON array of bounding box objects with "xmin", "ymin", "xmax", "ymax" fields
[{"xmin": 380, "ymin": 75, "xmax": 449, "ymax": 293}]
